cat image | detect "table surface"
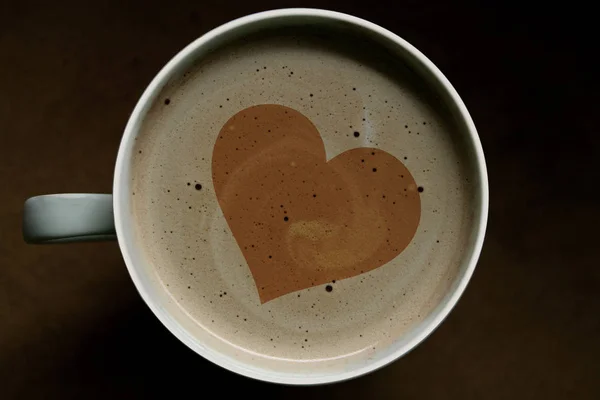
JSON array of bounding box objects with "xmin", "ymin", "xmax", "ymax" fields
[{"xmin": 1, "ymin": 1, "xmax": 598, "ymax": 398}]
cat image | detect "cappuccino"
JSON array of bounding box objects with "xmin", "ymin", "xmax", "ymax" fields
[{"xmin": 131, "ymin": 27, "xmax": 476, "ymax": 373}]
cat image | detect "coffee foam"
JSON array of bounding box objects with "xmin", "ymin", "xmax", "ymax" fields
[{"xmin": 131, "ymin": 30, "xmax": 475, "ymax": 373}]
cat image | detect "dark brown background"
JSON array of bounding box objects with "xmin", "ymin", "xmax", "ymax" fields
[{"xmin": 1, "ymin": 1, "xmax": 598, "ymax": 398}]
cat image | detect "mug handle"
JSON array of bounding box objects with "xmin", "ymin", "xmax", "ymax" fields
[{"xmin": 23, "ymin": 194, "xmax": 116, "ymax": 244}]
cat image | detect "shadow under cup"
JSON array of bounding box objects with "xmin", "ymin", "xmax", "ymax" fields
[{"xmin": 117, "ymin": 10, "xmax": 488, "ymax": 385}]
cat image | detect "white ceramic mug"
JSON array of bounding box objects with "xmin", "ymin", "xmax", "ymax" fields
[{"xmin": 23, "ymin": 9, "xmax": 488, "ymax": 384}]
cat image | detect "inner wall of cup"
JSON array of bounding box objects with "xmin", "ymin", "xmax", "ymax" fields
[{"xmin": 117, "ymin": 12, "xmax": 485, "ymax": 383}]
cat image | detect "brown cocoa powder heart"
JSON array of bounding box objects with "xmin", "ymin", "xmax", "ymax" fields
[{"xmin": 212, "ymin": 105, "xmax": 420, "ymax": 303}]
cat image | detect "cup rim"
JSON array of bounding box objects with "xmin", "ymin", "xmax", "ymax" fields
[{"xmin": 113, "ymin": 8, "xmax": 489, "ymax": 385}]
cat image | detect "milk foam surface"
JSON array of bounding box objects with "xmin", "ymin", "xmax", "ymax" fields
[{"xmin": 131, "ymin": 30, "xmax": 475, "ymax": 372}]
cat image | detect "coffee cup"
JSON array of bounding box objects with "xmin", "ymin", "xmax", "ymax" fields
[{"xmin": 23, "ymin": 9, "xmax": 488, "ymax": 384}]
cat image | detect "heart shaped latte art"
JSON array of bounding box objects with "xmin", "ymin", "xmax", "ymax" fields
[{"xmin": 212, "ymin": 105, "xmax": 421, "ymax": 303}]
